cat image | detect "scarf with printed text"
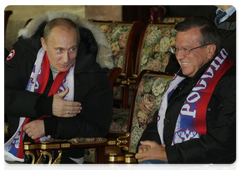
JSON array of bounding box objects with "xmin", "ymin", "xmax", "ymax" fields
[{"xmin": 157, "ymin": 48, "xmax": 233, "ymax": 145}]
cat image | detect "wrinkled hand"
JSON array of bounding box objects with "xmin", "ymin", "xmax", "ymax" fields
[
  {"xmin": 52, "ymin": 87, "xmax": 82, "ymax": 118},
  {"xmin": 138, "ymin": 143, "xmax": 151, "ymax": 153},
  {"xmin": 23, "ymin": 120, "xmax": 45, "ymax": 140},
  {"xmin": 135, "ymin": 140, "xmax": 168, "ymax": 163}
]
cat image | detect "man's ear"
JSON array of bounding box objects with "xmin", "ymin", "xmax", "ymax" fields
[
  {"xmin": 41, "ymin": 37, "xmax": 47, "ymax": 51},
  {"xmin": 207, "ymin": 44, "xmax": 216, "ymax": 60}
]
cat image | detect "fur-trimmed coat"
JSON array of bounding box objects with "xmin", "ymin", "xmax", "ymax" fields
[
  {"xmin": 18, "ymin": 11, "xmax": 113, "ymax": 69},
  {"xmin": 5, "ymin": 12, "xmax": 113, "ymax": 153}
]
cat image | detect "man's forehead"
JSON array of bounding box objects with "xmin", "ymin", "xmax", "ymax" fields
[
  {"xmin": 176, "ymin": 28, "xmax": 200, "ymax": 45},
  {"xmin": 47, "ymin": 27, "xmax": 77, "ymax": 42}
]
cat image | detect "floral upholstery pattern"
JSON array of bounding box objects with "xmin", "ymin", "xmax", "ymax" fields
[
  {"xmin": 162, "ymin": 17, "xmax": 186, "ymax": 24},
  {"xmin": 138, "ymin": 24, "xmax": 177, "ymax": 74},
  {"xmin": 93, "ymin": 22, "xmax": 133, "ymax": 70},
  {"xmin": 112, "ymin": 77, "xmax": 122, "ymax": 99},
  {"xmin": 109, "ymin": 108, "xmax": 130, "ymax": 133},
  {"xmin": 129, "ymin": 72, "xmax": 173, "ymax": 153},
  {"xmin": 92, "ymin": 22, "xmax": 134, "ymax": 100}
]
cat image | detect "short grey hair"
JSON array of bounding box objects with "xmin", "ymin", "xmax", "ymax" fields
[
  {"xmin": 175, "ymin": 16, "xmax": 221, "ymax": 56},
  {"xmin": 43, "ymin": 18, "xmax": 80, "ymax": 45}
]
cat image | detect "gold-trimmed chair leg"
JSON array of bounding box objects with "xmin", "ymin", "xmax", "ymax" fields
[{"xmin": 52, "ymin": 150, "xmax": 62, "ymax": 164}]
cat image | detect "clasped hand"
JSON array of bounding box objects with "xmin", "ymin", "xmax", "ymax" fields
[
  {"xmin": 23, "ymin": 120, "xmax": 45, "ymax": 140},
  {"xmin": 135, "ymin": 140, "xmax": 168, "ymax": 163}
]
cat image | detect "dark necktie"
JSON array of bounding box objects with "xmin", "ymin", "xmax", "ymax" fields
[{"xmin": 214, "ymin": 10, "xmax": 227, "ymax": 26}]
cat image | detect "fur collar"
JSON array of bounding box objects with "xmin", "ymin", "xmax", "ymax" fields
[{"xmin": 18, "ymin": 11, "xmax": 113, "ymax": 69}]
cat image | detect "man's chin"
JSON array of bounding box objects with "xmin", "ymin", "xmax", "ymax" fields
[
  {"xmin": 57, "ymin": 67, "xmax": 71, "ymax": 72},
  {"xmin": 181, "ymin": 69, "xmax": 191, "ymax": 77}
]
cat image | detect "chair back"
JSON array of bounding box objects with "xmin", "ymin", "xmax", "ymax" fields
[
  {"xmin": 0, "ymin": 10, "xmax": 12, "ymax": 46},
  {"xmin": 135, "ymin": 23, "xmax": 177, "ymax": 75},
  {"xmin": 116, "ymin": 70, "xmax": 174, "ymax": 152},
  {"xmin": 90, "ymin": 20, "xmax": 143, "ymax": 108},
  {"xmin": 128, "ymin": 70, "xmax": 174, "ymax": 152}
]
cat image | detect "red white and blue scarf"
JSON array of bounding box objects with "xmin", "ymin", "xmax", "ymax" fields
[
  {"xmin": 4, "ymin": 47, "xmax": 75, "ymax": 162},
  {"xmin": 157, "ymin": 48, "xmax": 233, "ymax": 145}
]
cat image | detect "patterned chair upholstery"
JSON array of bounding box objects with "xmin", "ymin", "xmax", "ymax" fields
[
  {"xmin": 90, "ymin": 20, "xmax": 143, "ymax": 108},
  {"xmin": 86, "ymin": 20, "xmax": 143, "ymax": 162},
  {"xmin": 108, "ymin": 23, "xmax": 178, "ymax": 140},
  {"xmin": 108, "ymin": 70, "xmax": 174, "ymax": 163},
  {"xmin": 0, "ymin": 11, "xmax": 12, "ymax": 45},
  {"xmin": 135, "ymin": 23, "xmax": 177, "ymax": 75},
  {"xmin": 109, "ymin": 108, "xmax": 129, "ymax": 134}
]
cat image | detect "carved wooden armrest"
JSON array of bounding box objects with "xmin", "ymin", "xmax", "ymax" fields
[
  {"xmin": 121, "ymin": 74, "xmax": 138, "ymax": 87},
  {"xmin": 24, "ymin": 137, "xmax": 110, "ymax": 164},
  {"xmin": 116, "ymin": 133, "xmax": 130, "ymax": 151}
]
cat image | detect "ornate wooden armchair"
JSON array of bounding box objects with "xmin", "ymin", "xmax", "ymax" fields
[
  {"xmin": 119, "ymin": 22, "xmax": 177, "ymax": 107},
  {"xmin": 0, "ymin": 11, "xmax": 12, "ymax": 45},
  {"xmin": 108, "ymin": 70, "xmax": 174, "ymax": 163},
  {"xmin": 108, "ymin": 22, "xmax": 178, "ymax": 142},
  {"xmin": 89, "ymin": 20, "xmax": 143, "ymax": 108}
]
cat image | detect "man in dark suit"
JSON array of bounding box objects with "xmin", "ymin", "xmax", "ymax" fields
[{"xmin": 166, "ymin": 5, "xmax": 236, "ymax": 75}]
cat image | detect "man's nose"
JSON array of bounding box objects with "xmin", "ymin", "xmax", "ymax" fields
[
  {"xmin": 175, "ymin": 51, "xmax": 185, "ymax": 60},
  {"xmin": 62, "ymin": 52, "xmax": 69, "ymax": 63}
]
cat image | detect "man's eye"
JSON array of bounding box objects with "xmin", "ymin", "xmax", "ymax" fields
[{"xmin": 70, "ymin": 48, "xmax": 76, "ymax": 52}]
